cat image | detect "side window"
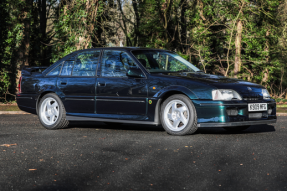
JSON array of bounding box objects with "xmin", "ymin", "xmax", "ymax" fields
[
  {"xmin": 60, "ymin": 61, "xmax": 74, "ymax": 76},
  {"xmin": 72, "ymin": 50, "xmax": 100, "ymax": 76},
  {"xmin": 60, "ymin": 54, "xmax": 77, "ymax": 76},
  {"xmin": 47, "ymin": 63, "xmax": 62, "ymax": 76},
  {"xmin": 134, "ymin": 54, "xmax": 151, "ymax": 69},
  {"xmin": 101, "ymin": 50, "xmax": 139, "ymax": 77}
]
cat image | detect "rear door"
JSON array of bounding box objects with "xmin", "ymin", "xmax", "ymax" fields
[
  {"xmin": 95, "ymin": 49, "xmax": 148, "ymax": 115},
  {"xmin": 57, "ymin": 50, "xmax": 101, "ymax": 113}
]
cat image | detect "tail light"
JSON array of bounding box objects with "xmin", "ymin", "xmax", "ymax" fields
[{"xmin": 18, "ymin": 76, "xmax": 22, "ymax": 93}]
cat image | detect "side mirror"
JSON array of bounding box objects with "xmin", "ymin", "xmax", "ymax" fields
[{"xmin": 126, "ymin": 68, "xmax": 145, "ymax": 78}]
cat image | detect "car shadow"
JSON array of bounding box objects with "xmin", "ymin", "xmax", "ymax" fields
[
  {"xmin": 196, "ymin": 124, "xmax": 276, "ymax": 135},
  {"xmin": 66, "ymin": 121, "xmax": 275, "ymax": 135}
]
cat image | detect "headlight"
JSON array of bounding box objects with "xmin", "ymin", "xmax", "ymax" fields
[
  {"xmin": 262, "ymin": 89, "xmax": 271, "ymax": 99},
  {"xmin": 212, "ymin": 89, "xmax": 242, "ymax": 101}
]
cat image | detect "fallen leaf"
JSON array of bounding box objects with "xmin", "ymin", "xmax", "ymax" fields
[
  {"xmin": 240, "ymin": 164, "xmax": 243, "ymax": 166},
  {"xmin": 39, "ymin": 159, "xmax": 44, "ymax": 162},
  {"xmin": 267, "ymin": 173, "xmax": 270, "ymax": 175},
  {"xmin": 185, "ymin": 146, "xmax": 188, "ymax": 148},
  {"xmin": 0, "ymin": 143, "xmax": 17, "ymax": 147},
  {"xmin": 125, "ymin": 158, "xmax": 128, "ymax": 160},
  {"xmin": 29, "ymin": 169, "xmax": 37, "ymax": 171},
  {"xmin": 83, "ymin": 136, "xmax": 87, "ymax": 138},
  {"xmin": 218, "ymin": 170, "xmax": 221, "ymax": 171}
]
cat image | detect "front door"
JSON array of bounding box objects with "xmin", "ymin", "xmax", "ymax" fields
[
  {"xmin": 96, "ymin": 50, "xmax": 147, "ymax": 115},
  {"xmin": 57, "ymin": 50, "xmax": 101, "ymax": 113}
]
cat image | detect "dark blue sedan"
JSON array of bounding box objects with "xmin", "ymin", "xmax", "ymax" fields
[{"xmin": 16, "ymin": 47, "xmax": 277, "ymax": 135}]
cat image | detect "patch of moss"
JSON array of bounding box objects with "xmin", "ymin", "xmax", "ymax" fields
[{"xmin": 0, "ymin": 105, "xmax": 21, "ymax": 111}]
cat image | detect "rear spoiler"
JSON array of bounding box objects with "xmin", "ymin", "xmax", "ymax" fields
[{"xmin": 21, "ymin": 66, "xmax": 49, "ymax": 76}]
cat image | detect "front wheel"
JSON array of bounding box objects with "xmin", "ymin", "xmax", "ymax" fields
[
  {"xmin": 38, "ymin": 93, "xmax": 69, "ymax": 130},
  {"xmin": 161, "ymin": 94, "xmax": 198, "ymax": 136}
]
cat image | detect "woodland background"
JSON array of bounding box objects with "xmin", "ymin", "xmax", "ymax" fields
[{"xmin": 1, "ymin": 0, "xmax": 287, "ymax": 102}]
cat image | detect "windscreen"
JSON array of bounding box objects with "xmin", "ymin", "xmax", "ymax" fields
[{"xmin": 132, "ymin": 50, "xmax": 200, "ymax": 73}]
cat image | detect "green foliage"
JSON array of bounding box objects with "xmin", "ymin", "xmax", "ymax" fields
[
  {"xmin": 1, "ymin": 0, "xmax": 287, "ymax": 100},
  {"xmin": 0, "ymin": 0, "xmax": 25, "ymax": 100},
  {"xmin": 52, "ymin": 0, "xmax": 104, "ymax": 62}
]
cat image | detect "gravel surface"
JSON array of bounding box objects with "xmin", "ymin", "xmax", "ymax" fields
[{"xmin": 0, "ymin": 115, "xmax": 286, "ymax": 191}]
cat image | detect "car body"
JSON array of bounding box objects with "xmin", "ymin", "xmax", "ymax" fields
[{"xmin": 16, "ymin": 47, "xmax": 277, "ymax": 135}]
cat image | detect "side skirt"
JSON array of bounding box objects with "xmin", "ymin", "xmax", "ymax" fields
[{"xmin": 66, "ymin": 116, "xmax": 159, "ymax": 125}]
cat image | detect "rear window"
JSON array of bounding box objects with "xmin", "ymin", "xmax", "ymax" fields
[{"xmin": 47, "ymin": 63, "xmax": 63, "ymax": 76}]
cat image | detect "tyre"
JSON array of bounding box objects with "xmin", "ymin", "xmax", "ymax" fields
[
  {"xmin": 223, "ymin": 126, "xmax": 250, "ymax": 132},
  {"xmin": 38, "ymin": 93, "xmax": 69, "ymax": 130},
  {"xmin": 161, "ymin": 94, "xmax": 197, "ymax": 136}
]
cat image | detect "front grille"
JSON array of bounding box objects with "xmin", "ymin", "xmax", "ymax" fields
[
  {"xmin": 241, "ymin": 91, "xmax": 263, "ymax": 100},
  {"xmin": 243, "ymin": 98, "xmax": 259, "ymax": 101}
]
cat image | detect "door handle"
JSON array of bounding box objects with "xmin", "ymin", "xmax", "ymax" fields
[
  {"xmin": 60, "ymin": 81, "xmax": 67, "ymax": 85},
  {"xmin": 98, "ymin": 82, "xmax": 106, "ymax": 87}
]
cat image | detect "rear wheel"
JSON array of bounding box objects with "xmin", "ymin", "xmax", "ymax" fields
[
  {"xmin": 223, "ymin": 126, "xmax": 250, "ymax": 132},
  {"xmin": 38, "ymin": 93, "xmax": 69, "ymax": 130},
  {"xmin": 161, "ymin": 94, "xmax": 197, "ymax": 136}
]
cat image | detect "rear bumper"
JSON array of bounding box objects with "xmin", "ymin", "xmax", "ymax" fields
[
  {"xmin": 198, "ymin": 119, "xmax": 277, "ymax": 128},
  {"xmin": 16, "ymin": 94, "xmax": 38, "ymax": 114}
]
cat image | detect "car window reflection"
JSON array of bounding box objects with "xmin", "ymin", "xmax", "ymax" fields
[{"xmin": 101, "ymin": 50, "xmax": 139, "ymax": 77}]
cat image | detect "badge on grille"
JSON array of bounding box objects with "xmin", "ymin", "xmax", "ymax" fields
[{"xmin": 247, "ymin": 87, "xmax": 252, "ymax": 91}]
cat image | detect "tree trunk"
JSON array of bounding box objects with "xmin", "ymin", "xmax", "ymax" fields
[
  {"xmin": 23, "ymin": 0, "xmax": 33, "ymax": 67},
  {"xmin": 40, "ymin": 0, "xmax": 47, "ymax": 65},
  {"xmin": 262, "ymin": 30, "xmax": 270, "ymax": 83},
  {"xmin": 180, "ymin": 0, "xmax": 187, "ymax": 52},
  {"xmin": 198, "ymin": 0, "xmax": 206, "ymax": 21},
  {"xmin": 132, "ymin": 0, "xmax": 140, "ymax": 46},
  {"xmin": 234, "ymin": 19, "xmax": 243, "ymax": 76}
]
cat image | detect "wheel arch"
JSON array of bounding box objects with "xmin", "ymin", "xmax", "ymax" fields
[
  {"xmin": 36, "ymin": 88, "xmax": 63, "ymax": 114},
  {"xmin": 153, "ymin": 86, "xmax": 198, "ymax": 125}
]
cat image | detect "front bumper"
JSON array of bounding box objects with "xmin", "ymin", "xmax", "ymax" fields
[{"xmin": 193, "ymin": 99, "xmax": 277, "ymax": 128}]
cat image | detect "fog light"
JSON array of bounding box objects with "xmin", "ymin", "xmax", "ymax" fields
[
  {"xmin": 227, "ymin": 109, "xmax": 238, "ymax": 116},
  {"xmin": 268, "ymin": 109, "xmax": 272, "ymax": 115},
  {"xmin": 249, "ymin": 113, "xmax": 262, "ymax": 119}
]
